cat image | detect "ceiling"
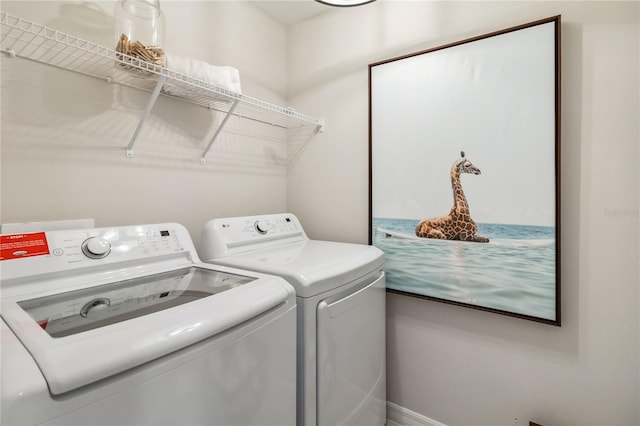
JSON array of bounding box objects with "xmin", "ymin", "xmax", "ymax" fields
[{"xmin": 252, "ymin": 1, "xmax": 329, "ymax": 27}]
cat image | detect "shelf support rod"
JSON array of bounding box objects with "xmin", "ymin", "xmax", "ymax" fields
[
  {"xmin": 125, "ymin": 74, "xmax": 168, "ymax": 158},
  {"xmin": 287, "ymin": 123, "xmax": 323, "ymax": 173},
  {"xmin": 200, "ymin": 99, "xmax": 240, "ymax": 165}
]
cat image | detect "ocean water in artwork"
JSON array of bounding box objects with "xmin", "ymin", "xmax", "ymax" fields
[{"xmin": 373, "ymin": 218, "xmax": 557, "ymax": 321}]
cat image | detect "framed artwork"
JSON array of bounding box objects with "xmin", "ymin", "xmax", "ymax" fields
[{"xmin": 368, "ymin": 16, "xmax": 561, "ymax": 325}]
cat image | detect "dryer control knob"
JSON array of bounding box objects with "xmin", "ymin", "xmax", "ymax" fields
[
  {"xmin": 254, "ymin": 221, "xmax": 268, "ymax": 235},
  {"xmin": 81, "ymin": 237, "xmax": 111, "ymax": 259}
]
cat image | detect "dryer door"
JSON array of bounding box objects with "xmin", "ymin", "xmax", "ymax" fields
[{"xmin": 316, "ymin": 271, "xmax": 386, "ymax": 426}]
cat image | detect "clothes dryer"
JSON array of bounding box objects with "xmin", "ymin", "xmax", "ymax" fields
[
  {"xmin": 1, "ymin": 223, "xmax": 296, "ymax": 426},
  {"xmin": 200, "ymin": 213, "xmax": 386, "ymax": 426}
]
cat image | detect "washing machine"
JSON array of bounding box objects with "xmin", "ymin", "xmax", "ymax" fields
[
  {"xmin": 0, "ymin": 223, "xmax": 296, "ymax": 426},
  {"xmin": 200, "ymin": 213, "xmax": 386, "ymax": 426}
]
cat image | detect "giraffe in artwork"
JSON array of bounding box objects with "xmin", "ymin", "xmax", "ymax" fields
[{"xmin": 415, "ymin": 152, "xmax": 490, "ymax": 243}]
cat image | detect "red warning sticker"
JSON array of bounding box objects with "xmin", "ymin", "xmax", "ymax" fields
[{"xmin": 0, "ymin": 232, "xmax": 50, "ymax": 261}]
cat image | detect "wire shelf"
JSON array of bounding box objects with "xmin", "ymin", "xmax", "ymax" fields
[{"xmin": 0, "ymin": 12, "xmax": 323, "ymax": 165}]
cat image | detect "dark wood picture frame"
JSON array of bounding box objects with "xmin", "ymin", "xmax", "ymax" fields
[{"xmin": 368, "ymin": 16, "xmax": 561, "ymax": 325}]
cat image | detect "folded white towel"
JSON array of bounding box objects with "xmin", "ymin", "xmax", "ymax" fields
[{"xmin": 164, "ymin": 53, "xmax": 242, "ymax": 95}]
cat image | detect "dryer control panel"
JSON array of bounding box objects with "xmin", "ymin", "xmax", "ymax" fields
[
  {"xmin": 200, "ymin": 213, "xmax": 308, "ymax": 259},
  {"xmin": 0, "ymin": 224, "xmax": 197, "ymax": 282}
]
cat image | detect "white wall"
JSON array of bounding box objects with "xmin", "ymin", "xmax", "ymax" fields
[
  {"xmin": 288, "ymin": 1, "xmax": 639, "ymax": 425},
  {"xmin": 1, "ymin": 1, "xmax": 289, "ymax": 249}
]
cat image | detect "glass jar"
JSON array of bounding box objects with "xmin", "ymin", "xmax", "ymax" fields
[{"xmin": 115, "ymin": 0, "xmax": 165, "ymax": 67}]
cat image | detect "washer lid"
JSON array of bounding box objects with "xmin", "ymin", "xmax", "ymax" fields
[
  {"xmin": 209, "ymin": 240, "xmax": 385, "ymax": 298},
  {"xmin": 1, "ymin": 265, "xmax": 291, "ymax": 395}
]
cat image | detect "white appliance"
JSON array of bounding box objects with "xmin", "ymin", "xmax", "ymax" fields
[
  {"xmin": 0, "ymin": 223, "xmax": 296, "ymax": 426},
  {"xmin": 200, "ymin": 213, "xmax": 386, "ymax": 426}
]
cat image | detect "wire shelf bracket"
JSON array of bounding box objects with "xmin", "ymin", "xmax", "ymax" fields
[
  {"xmin": 126, "ymin": 74, "xmax": 168, "ymax": 158},
  {"xmin": 200, "ymin": 99, "xmax": 240, "ymax": 165}
]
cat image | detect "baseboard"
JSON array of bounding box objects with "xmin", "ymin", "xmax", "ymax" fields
[{"xmin": 386, "ymin": 401, "xmax": 448, "ymax": 426}]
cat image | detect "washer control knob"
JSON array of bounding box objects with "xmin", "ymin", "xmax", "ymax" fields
[
  {"xmin": 81, "ymin": 237, "xmax": 111, "ymax": 259},
  {"xmin": 254, "ymin": 221, "xmax": 268, "ymax": 235},
  {"xmin": 80, "ymin": 298, "xmax": 111, "ymax": 318}
]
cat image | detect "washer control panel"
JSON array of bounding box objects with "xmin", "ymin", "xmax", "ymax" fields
[{"xmin": 0, "ymin": 223, "xmax": 196, "ymax": 282}]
